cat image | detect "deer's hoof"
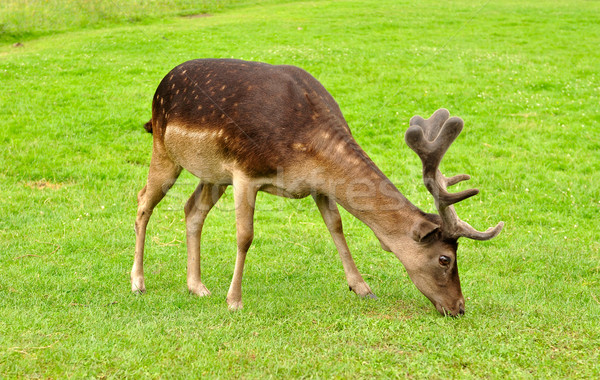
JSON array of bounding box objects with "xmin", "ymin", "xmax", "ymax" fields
[
  {"xmin": 350, "ymin": 282, "xmax": 376, "ymax": 299},
  {"xmin": 188, "ymin": 282, "xmax": 211, "ymax": 297},
  {"xmin": 363, "ymin": 292, "xmax": 378, "ymax": 300},
  {"xmin": 227, "ymin": 298, "xmax": 244, "ymax": 311},
  {"xmin": 131, "ymin": 277, "xmax": 146, "ymax": 294}
]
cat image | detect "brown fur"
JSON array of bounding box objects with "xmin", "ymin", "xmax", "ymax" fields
[
  {"xmin": 143, "ymin": 119, "xmax": 152, "ymax": 133},
  {"xmin": 131, "ymin": 59, "xmax": 502, "ymax": 316}
]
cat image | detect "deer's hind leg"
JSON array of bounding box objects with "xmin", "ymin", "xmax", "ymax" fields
[
  {"xmin": 184, "ymin": 183, "xmax": 227, "ymax": 296},
  {"xmin": 132, "ymin": 147, "xmax": 182, "ymax": 293}
]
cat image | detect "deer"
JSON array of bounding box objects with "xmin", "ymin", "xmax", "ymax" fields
[{"xmin": 131, "ymin": 58, "xmax": 503, "ymax": 316}]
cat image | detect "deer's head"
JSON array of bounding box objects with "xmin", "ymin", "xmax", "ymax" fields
[{"xmin": 404, "ymin": 109, "xmax": 504, "ymax": 316}]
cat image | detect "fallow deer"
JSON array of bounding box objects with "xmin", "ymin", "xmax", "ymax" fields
[{"xmin": 132, "ymin": 59, "xmax": 503, "ymax": 316}]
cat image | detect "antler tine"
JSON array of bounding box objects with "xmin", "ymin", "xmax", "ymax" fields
[
  {"xmin": 458, "ymin": 220, "xmax": 505, "ymax": 241},
  {"xmin": 412, "ymin": 108, "xmax": 450, "ymax": 140},
  {"xmin": 405, "ymin": 108, "xmax": 504, "ymax": 240},
  {"xmin": 405, "ymin": 111, "xmax": 476, "ymax": 207}
]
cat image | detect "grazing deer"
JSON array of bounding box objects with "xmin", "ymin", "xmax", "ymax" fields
[{"xmin": 132, "ymin": 59, "xmax": 503, "ymax": 316}]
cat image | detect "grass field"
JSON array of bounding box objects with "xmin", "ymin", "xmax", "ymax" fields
[{"xmin": 1, "ymin": 0, "xmax": 599, "ymax": 377}]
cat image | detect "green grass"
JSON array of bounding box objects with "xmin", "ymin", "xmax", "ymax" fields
[
  {"xmin": 0, "ymin": 0, "xmax": 275, "ymax": 43},
  {"xmin": 1, "ymin": 0, "xmax": 599, "ymax": 377}
]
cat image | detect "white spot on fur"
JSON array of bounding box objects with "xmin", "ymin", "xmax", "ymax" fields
[
  {"xmin": 292, "ymin": 143, "xmax": 307, "ymax": 152},
  {"xmin": 334, "ymin": 142, "xmax": 346, "ymax": 154}
]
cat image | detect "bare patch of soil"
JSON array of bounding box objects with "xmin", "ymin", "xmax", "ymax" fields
[
  {"xmin": 24, "ymin": 180, "xmax": 63, "ymax": 190},
  {"xmin": 182, "ymin": 13, "xmax": 212, "ymax": 19}
]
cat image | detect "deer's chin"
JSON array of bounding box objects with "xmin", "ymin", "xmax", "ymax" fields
[{"xmin": 434, "ymin": 301, "xmax": 465, "ymax": 317}]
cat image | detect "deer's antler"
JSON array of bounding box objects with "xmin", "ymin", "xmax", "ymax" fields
[{"xmin": 405, "ymin": 109, "xmax": 504, "ymax": 240}]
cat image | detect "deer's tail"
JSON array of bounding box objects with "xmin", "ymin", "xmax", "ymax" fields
[{"xmin": 143, "ymin": 119, "xmax": 153, "ymax": 134}]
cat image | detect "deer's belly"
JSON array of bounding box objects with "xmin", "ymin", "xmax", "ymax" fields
[
  {"xmin": 164, "ymin": 124, "xmax": 234, "ymax": 184},
  {"xmin": 164, "ymin": 124, "xmax": 327, "ymax": 198}
]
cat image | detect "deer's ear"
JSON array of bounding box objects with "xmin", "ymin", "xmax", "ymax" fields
[{"xmin": 412, "ymin": 219, "xmax": 440, "ymax": 243}]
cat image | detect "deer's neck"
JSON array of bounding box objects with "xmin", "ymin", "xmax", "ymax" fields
[{"xmin": 319, "ymin": 142, "xmax": 425, "ymax": 250}]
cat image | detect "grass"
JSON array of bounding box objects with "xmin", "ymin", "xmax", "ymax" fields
[
  {"xmin": 0, "ymin": 0, "xmax": 271, "ymax": 43},
  {"xmin": 1, "ymin": 0, "xmax": 599, "ymax": 377}
]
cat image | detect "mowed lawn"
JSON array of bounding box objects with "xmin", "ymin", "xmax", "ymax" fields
[{"xmin": 1, "ymin": 0, "xmax": 599, "ymax": 378}]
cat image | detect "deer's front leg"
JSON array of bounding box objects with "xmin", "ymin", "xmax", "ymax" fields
[
  {"xmin": 313, "ymin": 194, "xmax": 376, "ymax": 298},
  {"xmin": 226, "ymin": 178, "xmax": 258, "ymax": 310},
  {"xmin": 184, "ymin": 183, "xmax": 227, "ymax": 296}
]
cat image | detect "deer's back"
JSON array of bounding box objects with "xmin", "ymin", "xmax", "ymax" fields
[{"xmin": 151, "ymin": 59, "xmax": 356, "ymax": 183}]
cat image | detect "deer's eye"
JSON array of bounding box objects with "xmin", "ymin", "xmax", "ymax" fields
[{"xmin": 439, "ymin": 255, "xmax": 451, "ymax": 266}]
